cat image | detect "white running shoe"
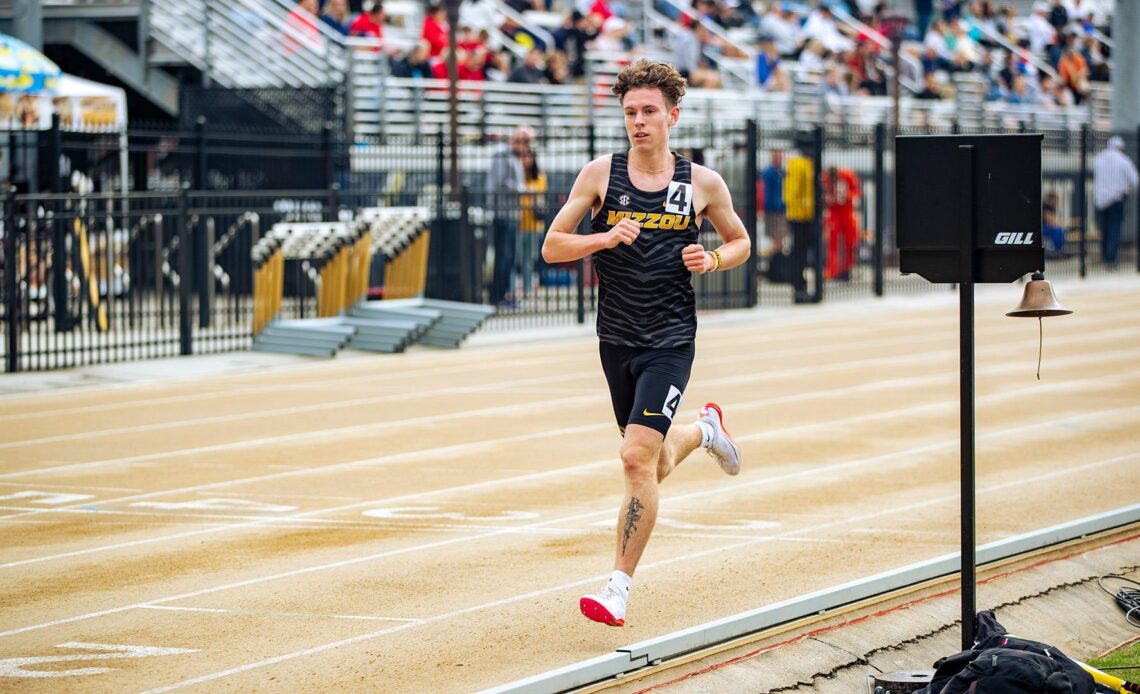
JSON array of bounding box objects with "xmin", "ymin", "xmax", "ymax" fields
[
  {"xmin": 579, "ymin": 582, "xmax": 628, "ymax": 627},
  {"xmin": 699, "ymin": 402, "xmax": 741, "ymax": 475}
]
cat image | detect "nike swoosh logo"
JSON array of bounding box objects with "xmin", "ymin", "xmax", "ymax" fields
[{"xmin": 642, "ymin": 409, "xmax": 668, "ymax": 418}]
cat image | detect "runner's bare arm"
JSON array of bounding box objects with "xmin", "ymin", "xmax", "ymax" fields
[
  {"xmin": 681, "ymin": 165, "xmax": 752, "ymax": 274},
  {"xmin": 542, "ymin": 157, "xmax": 639, "ymax": 263}
]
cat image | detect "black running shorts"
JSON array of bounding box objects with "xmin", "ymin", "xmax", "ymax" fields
[{"xmin": 598, "ymin": 341, "xmax": 695, "ymax": 437}]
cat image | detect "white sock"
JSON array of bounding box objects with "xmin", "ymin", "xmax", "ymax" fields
[
  {"xmin": 609, "ymin": 570, "xmax": 632, "ymax": 595},
  {"xmin": 696, "ymin": 419, "xmax": 714, "ymax": 448}
]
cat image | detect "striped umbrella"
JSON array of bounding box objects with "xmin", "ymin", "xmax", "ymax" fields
[{"xmin": 0, "ymin": 32, "xmax": 61, "ymax": 93}]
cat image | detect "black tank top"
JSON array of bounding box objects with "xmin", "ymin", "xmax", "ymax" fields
[{"xmin": 591, "ymin": 151, "xmax": 698, "ymax": 347}]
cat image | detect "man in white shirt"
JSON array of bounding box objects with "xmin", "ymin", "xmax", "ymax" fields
[
  {"xmin": 759, "ymin": 5, "xmax": 803, "ymax": 57},
  {"xmin": 1026, "ymin": 2, "xmax": 1057, "ymax": 55},
  {"xmin": 802, "ymin": 5, "xmax": 853, "ymax": 54},
  {"xmin": 1092, "ymin": 136, "xmax": 1140, "ymax": 266}
]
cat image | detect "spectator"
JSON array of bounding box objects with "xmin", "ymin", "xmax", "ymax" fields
[
  {"xmin": 1057, "ymin": 43, "xmax": 1089, "ymax": 103},
  {"xmin": 553, "ymin": 10, "xmax": 598, "ymax": 79},
  {"xmin": 798, "ymin": 39, "xmax": 827, "ymax": 71},
  {"xmin": 913, "ymin": 0, "xmax": 935, "ymax": 39},
  {"xmin": 1092, "ymin": 137, "xmax": 1139, "ymax": 266},
  {"xmin": 545, "ymin": 51, "xmax": 571, "ymax": 83},
  {"xmin": 1026, "ymin": 2, "xmax": 1056, "ymax": 55},
  {"xmin": 924, "ymin": 19, "xmax": 954, "ymax": 66},
  {"xmin": 973, "ymin": 1, "xmax": 1001, "ymax": 46},
  {"xmin": 1041, "ymin": 191, "xmax": 1067, "ymax": 258},
  {"xmin": 1084, "ymin": 36, "xmax": 1109, "ymax": 82},
  {"xmin": 430, "ymin": 46, "xmax": 460, "ymax": 79},
  {"xmin": 460, "ymin": 0, "xmax": 497, "ymax": 30},
  {"xmin": 459, "ymin": 47, "xmax": 488, "ymax": 82},
  {"xmin": 673, "ymin": 18, "xmax": 703, "ymax": 81},
  {"xmin": 390, "ymin": 41, "xmax": 433, "ymax": 78},
  {"xmin": 286, "ymin": 0, "xmax": 321, "ymax": 53},
  {"xmin": 941, "ymin": 0, "xmax": 966, "ymax": 22},
  {"xmin": 509, "ymin": 48, "xmax": 548, "ymax": 83},
  {"xmin": 1035, "ymin": 73, "xmax": 1060, "ymax": 106},
  {"xmin": 759, "ymin": 5, "xmax": 803, "ymax": 57},
  {"xmin": 591, "ymin": 16, "xmax": 631, "ymax": 52},
  {"xmin": 422, "ymin": 2, "xmax": 450, "ymax": 56},
  {"xmin": 755, "ymin": 35, "xmax": 781, "ymax": 88},
  {"xmin": 761, "ymin": 149, "xmax": 787, "ymax": 251},
  {"xmin": 1005, "ymin": 73, "xmax": 1031, "ymax": 103},
  {"xmin": 849, "ymin": 40, "xmax": 886, "ymax": 95},
  {"xmin": 915, "ymin": 71, "xmax": 944, "ymax": 99},
  {"xmin": 822, "ymin": 65, "xmax": 849, "ymax": 97},
  {"xmin": 348, "ymin": 1, "xmax": 385, "ymax": 39},
  {"xmin": 457, "ymin": 25, "xmax": 484, "ymax": 53},
  {"xmin": 516, "ymin": 147, "xmax": 548, "ymax": 296},
  {"xmin": 487, "ymin": 125, "xmax": 535, "ymax": 307},
  {"xmin": 784, "ymin": 137, "xmax": 815, "ymax": 302},
  {"xmin": 996, "ymin": 4, "xmax": 1020, "ymax": 43},
  {"xmin": 1047, "ymin": 0, "xmax": 1069, "ymax": 33},
  {"xmin": 486, "ymin": 49, "xmax": 514, "ymax": 81},
  {"xmin": 802, "ymin": 5, "xmax": 854, "ymax": 54},
  {"xmin": 947, "ymin": 19, "xmax": 981, "ymax": 70},
  {"xmin": 321, "ymin": 0, "xmax": 352, "ymax": 35}
]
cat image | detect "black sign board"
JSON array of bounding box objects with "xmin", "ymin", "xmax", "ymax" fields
[{"xmin": 897, "ymin": 134, "xmax": 1044, "ymax": 283}]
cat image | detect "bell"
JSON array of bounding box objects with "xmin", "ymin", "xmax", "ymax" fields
[{"xmin": 1006, "ymin": 272, "xmax": 1073, "ymax": 318}]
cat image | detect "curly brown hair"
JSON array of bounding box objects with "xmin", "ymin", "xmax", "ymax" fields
[{"xmin": 611, "ymin": 59, "xmax": 687, "ymax": 109}]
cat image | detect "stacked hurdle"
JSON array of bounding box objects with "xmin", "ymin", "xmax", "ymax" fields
[
  {"xmin": 249, "ymin": 222, "xmax": 359, "ymax": 357},
  {"xmin": 356, "ymin": 207, "xmax": 432, "ymax": 300},
  {"xmin": 248, "ymin": 208, "xmax": 493, "ymax": 356},
  {"xmin": 251, "ymin": 235, "xmax": 284, "ymax": 337}
]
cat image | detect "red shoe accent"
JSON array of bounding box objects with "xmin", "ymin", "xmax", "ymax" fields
[
  {"xmin": 705, "ymin": 402, "xmax": 732, "ymax": 437},
  {"xmin": 579, "ymin": 596, "xmax": 624, "ymax": 626}
]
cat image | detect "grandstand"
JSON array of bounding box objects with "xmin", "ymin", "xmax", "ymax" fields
[
  {"xmin": 0, "ymin": 0, "xmax": 1135, "ymax": 372},
  {"xmin": 0, "ymin": 0, "xmax": 1118, "ymax": 137}
]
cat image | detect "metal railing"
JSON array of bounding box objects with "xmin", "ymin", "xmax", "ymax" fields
[{"xmin": 148, "ymin": 0, "xmax": 347, "ymax": 89}]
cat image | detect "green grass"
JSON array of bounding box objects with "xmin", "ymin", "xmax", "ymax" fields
[{"xmin": 1087, "ymin": 639, "xmax": 1140, "ymax": 687}]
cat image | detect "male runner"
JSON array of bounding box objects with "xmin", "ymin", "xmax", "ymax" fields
[{"xmin": 541, "ymin": 59, "xmax": 752, "ymax": 626}]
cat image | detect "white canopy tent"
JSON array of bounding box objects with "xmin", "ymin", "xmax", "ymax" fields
[{"xmin": 1, "ymin": 73, "xmax": 128, "ymax": 132}]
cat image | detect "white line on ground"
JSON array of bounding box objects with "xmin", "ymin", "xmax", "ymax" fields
[
  {"xmin": 0, "ymin": 372, "xmax": 1134, "ymax": 568},
  {"xmin": 5, "ymin": 322, "xmax": 1133, "ymax": 453},
  {"xmin": 135, "ymin": 451, "xmax": 1139, "ymax": 693},
  {"xmin": 2, "ymin": 421, "xmax": 1134, "ymax": 642},
  {"xmin": 137, "ymin": 605, "xmax": 421, "ymax": 623}
]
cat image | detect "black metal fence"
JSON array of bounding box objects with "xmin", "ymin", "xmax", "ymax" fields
[{"xmin": 2, "ymin": 119, "xmax": 1137, "ymax": 372}]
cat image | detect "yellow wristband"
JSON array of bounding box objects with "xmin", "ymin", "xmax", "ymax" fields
[
  {"xmin": 706, "ymin": 250, "xmax": 719, "ymax": 272},
  {"xmin": 712, "ymin": 249, "xmax": 723, "ymax": 271}
]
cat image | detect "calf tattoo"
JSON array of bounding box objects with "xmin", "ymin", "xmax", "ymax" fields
[{"xmin": 621, "ymin": 497, "xmax": 644, "ymax": 555}]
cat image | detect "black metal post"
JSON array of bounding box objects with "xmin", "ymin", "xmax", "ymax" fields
[
  {"xmin": 873, "ymin": 123, "xmax": 886, "ymax": 297},
  {"xmin": 49, "ymin": 114, "xmax": 71, "ymax": 330},
  {"xmin": 745, "ymin": 119, "xmax": 759, "ymax": 308},
  {"xmin": 4, "ymin": 186, "xmax": 18, "ymax": 373},
  {"xmin": 177, "ymin": 184, "xmax": 192, "ymax": 355},
  {"xmin": 811, "ymin": 125, "xmax": 824, "ymax": 303},
  {"xmin": 199, "ymin": 217, "xmax": 214, "ymax": 329},
  {"xmin": 327, "ymin": 182, "xmax": 340, "ymax": 221},
  {"xmin": 577, "ymin": 123, "xmax": 595, "ymax": 325},
  {"xmin": 321, "ymin": 123, "xmax": 335, "ymax": 191},
  {"xmin": 194, "ymin": 116, "xmax": 207, "ymax": 191},
  {"xmin": 957, "ymin": 144, "xmax": 977, "ymax": 651},
  {"xmin": 1078, "ymin": 125, "xmax": 1088, "ymax": 278}
]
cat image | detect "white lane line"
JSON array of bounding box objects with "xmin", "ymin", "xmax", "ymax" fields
[
  {"xmin": 136, "ymin": 451, "xmax": 1140, "ymax": 693},
  {"xmin": 0, "ymin": 371, "xmax": 1134, "ymax": 567},
  {"xmin": 0, "ymin": 312, "xmax": 964, "ymax": 419},
  {"xmin": 0, "ymin": 353, "xmax": 578, "ymax": 417},
  {"xmin": 7, "ymin": 322, "xmax": 1133, "ymax": 451},
  {"xmin": 0, "ymin": 482, "xmax": 143, "ymax": 493},
  {"xmin": 2, "ymin": 415, "xmax": 1135, "ymax": 642},
  {"xmin": 4, "ymin": 324, "xmax": 1135, "ymax": 482},
  {"xmin": 137, "ymin": 606, "xmax": 421, "ymax": 623}
]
